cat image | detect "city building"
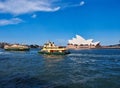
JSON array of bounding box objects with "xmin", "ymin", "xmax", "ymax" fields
[{"xmin": 67, "ymin": 35, "xmax": 100, "ymax": 49}]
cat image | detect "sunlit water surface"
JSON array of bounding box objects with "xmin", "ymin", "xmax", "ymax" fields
[{"xmin": 0, "ymin": 49, "xmax": 120, "ymax": 88}]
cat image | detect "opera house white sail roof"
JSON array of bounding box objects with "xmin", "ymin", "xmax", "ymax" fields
[{"xmin": 68, "ymin": 35, "xmax": 100, "ymax": 46}]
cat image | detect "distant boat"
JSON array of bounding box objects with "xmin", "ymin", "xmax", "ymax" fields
[
  {"xmin": 4, "ymin": 44, "xmax": 30, "ymax": 51},
  {"xmin": 38, "ymin": 41, "xmax": 70, "ymax": 55}
]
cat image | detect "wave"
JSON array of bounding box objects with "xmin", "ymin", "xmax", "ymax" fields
[
  {"xmin": 67, "ymin": 53, "xmax": 120, "ymax": 58},
  {"xmin": 0, "ymin": 51, "xmax": 11, "ymax": 55}
]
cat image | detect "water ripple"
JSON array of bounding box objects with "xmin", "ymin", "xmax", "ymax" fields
[{"xmin": 0, "ymin": 49, "xmax": 120, "ymax": 88}]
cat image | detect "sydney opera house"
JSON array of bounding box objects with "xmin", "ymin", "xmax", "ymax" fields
[{"xmin": 67, "ymin": 35, "xmax": 101, "ymax": 49}]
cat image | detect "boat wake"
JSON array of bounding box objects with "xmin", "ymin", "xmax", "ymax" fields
[{"xmin": 68, "ymin": 53, "xmax": 120, "ymax": 58}]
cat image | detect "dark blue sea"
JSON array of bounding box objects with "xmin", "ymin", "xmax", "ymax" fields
[{"xmin": 0, "ymin": 49, "xmax": 120, "ymax": 88}]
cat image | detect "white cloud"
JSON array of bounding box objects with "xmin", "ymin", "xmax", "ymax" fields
[
  {"xmin": 61, "ymin": 1, "xmax": 85, "ymax": 9},
  {"xmin": 0, "ymin": 0, "xmax": 60, "ymax": 15},
  {"xmin": 0, "ymin": 0, "xmax": 85, "ymax": 15},
  {"xmin": 80, "ymin": 1, "xmax": 85, "ymax": 6},
  {"xmin": 31, "ymin": 14, "xmax": 37, "ymax": 18},
  {"xmin": 0, "ymin": 18, "xmax": 23, "ymax": 26}
]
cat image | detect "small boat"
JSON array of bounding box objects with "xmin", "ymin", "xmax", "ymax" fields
[
  {"xmin": 38, "ymin": 41, "xmax": 70, "ymax": 55},
  {"xmin": 4, "ymin": 44, "xmax": 30, "ymax": 51}
]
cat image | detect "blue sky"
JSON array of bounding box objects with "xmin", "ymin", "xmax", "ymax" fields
[{"xmin": 0, "ymin": 0, "xmax": 120, "ymax": 45}]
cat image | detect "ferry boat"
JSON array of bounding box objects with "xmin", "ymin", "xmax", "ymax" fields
[
  {"xmin": 38, "ymin": 41, "xmax": 70, "ymax": 55},
  {"xmin": 4, "ymin": 44, "xmax": 30, "ymax": 51}
]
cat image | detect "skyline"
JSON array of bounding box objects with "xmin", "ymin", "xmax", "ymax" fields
[{"xmin": 0, "ymin": 0, "xmax": 120, "ymax": 45}]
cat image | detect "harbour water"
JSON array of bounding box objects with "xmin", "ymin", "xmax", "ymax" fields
[{"xmin": 0, "ymin": 49, "xmax": 120, "ymax": 88}]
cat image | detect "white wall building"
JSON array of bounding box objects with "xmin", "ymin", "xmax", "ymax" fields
[{"xmin": 67, "ymin": 35, "xmax": 100, "ymax": 49}]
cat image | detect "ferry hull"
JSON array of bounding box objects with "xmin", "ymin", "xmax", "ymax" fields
[
  {"xmin": 38, "ymin": 51, "xmax": 70, "ymax": 55},
  {"xmin": 4, "ymin": 48, "xmax": 30, "ymax": 51}
]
